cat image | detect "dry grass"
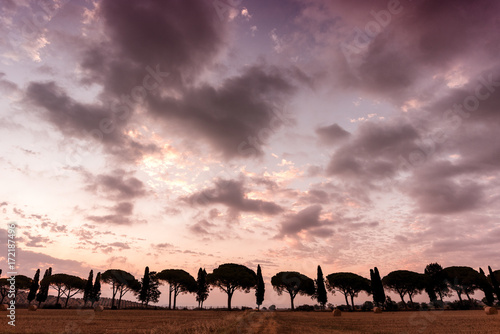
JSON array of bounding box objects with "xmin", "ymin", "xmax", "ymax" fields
[{"xmin": 0, "ymin": 309, "xmax": 499, "ymax": 333}]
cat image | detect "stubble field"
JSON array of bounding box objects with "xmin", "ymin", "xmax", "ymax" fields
[{"xmin": 0, "ymin": 309, "xmax": 499, "ymax": 333}]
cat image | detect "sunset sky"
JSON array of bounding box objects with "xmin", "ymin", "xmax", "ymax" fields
[{"xmin": 1, "ymin": 0, "xmax": 500, "ymax": 308}]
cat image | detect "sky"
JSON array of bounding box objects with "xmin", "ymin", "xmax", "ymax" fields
[{"xmin": 1, "ymin": 0, "xmax": 500, "ymax": 308}]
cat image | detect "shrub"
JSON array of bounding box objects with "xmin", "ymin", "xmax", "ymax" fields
[
  {"xmin": 361, "ymin": 301, "xmax": 374, "ymax": 311},
  {"xmin": 385, "ymin": 297, "xmax": 398, "ymax": 311},
  {"xmin": 296, "ymin": 304, "xmax": 314, "ymax": 311}
]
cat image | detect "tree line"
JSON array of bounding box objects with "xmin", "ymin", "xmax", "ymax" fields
[{"xmin": 1, "ymin": 263, "xmax": 499, "ymax": 310}]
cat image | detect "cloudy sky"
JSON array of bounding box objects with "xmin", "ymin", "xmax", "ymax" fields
[{"xmin": 1, "ymin": 0, "xmax": 500, "ymax": 307}]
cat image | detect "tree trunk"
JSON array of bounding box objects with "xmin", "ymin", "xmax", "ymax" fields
[
  {"xmin": 174, "ymin": 291, "xmax": 177, "ymax": 310},
  {"xmin": 399, "ymin": 292, "xmax": 407, "ymax": 308},
  {"xmin": 457, "ymin": 291, "xmax": 463, "ymax": 302},
  {"xmin": 350, "ymin": 294, "xmax": 355, "ymax": 311},
  {"xmin": 118, "ymin": 294, "xmax": 123, "ymax": 309},
  {"xmin": 344, "ymin": 294, "xmax": 350, "ymax": 311},
  {"xmin": 168, "ymin": 285, "xmax": 172, "ymax": 310},
  {"xmin": 65, "ymin": 292, "xmax": 71, "ymax": 308},
  {"xmin": 111, "ymin": 288, "xmax": 116, "ymax": 308},
  {"xmin": 289, "ymin": 292, "xmax": 295, "ymax": 310},
  {"xmin": 228, "ymin": 291, "xmax": 233, "ymax": 310}
]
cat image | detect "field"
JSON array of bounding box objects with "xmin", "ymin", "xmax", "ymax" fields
[{"xmin": 1, "ymin": 309, "xmax": 499, "ymax": 333}]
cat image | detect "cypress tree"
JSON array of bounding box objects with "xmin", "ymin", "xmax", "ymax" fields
[
  {"xmin": 91, "ymin": 272, "xmax": 101, "ymax": 307},
  {"xmin": 370, "ymin": 267, "xmax": 385, "ymax": 307},
  {"xmin": 315, "ymin": 265, "xmax": 327, "ymax": 309},
  {"xmin": 139, "ymin": 266, "xmax": 150, "ymax": 306},
  {"xmin": 488, "ymin": 266, "xmax": 500, "ymax": 303},
  {"xmin": 27, "ymin": 269, "xmax": 40, "ymax": 304},
  {"xmin": 479, "ymin": 268, "xmax": 495, "ymax": 306},
  {"xmin": 375, "ymin": 267, "xmax": 385, "ymax": 304},
  {"xmin": 196, "ymin": 268, "xmax": 209, "ymax": 308},
  {"xmin": 256, "ymin": 265, "xmax": 265, "ymax": 309},
  {"xmin": 83, "ymin": 270, "xmax": 93, "ymax": 306},
  {"xmin": 36, "ymin": 267, "xmax": 52, "ymax": 307}
]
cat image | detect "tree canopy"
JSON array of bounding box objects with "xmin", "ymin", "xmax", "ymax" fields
[
  {"xmin": 442, "ymin": 266, "xmax": 483, "ymax": 302},
  {"xmin": 271, "ymin": 271, "xmax": 315, "ymax": 310},
  {"xmin": 44, "ymin": 273, "xmax": 86, "ymax": 307},
  {"xmin": 102, "ymin": 269, "xmax": 140, "ymax": 309},
  {"xmin": 326, "ymin": 272, "xmax": 370, "ymax": 310},
  {"xmin": 424, "ymin": 263, "xmax": 449, "ymax": 303},
  {"xmin": 157, "ymin": 269, "xmax": 197, "ymax": 309},
  {"xmin": 382, "ymin": 270, "xmax": 425, "ymax": 307},
  {"xmin": 207, "ymin": 263, "xmax": 257, "ymax": 310}
]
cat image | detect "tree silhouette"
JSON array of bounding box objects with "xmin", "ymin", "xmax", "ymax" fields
[
  {"xmin": 315, "ymin": 266, "xmax": 327, "ymax": 309},
  {"xmin": 157, "ymin": 269, "xmax": 197, "ymax": 309},
  {"xmin": 83, "ymin": 270, "xmax": 93, "ymax": 306},
  {"xmin": 370, "ymin": 267, "xmax": 385, "ymax": 307},
  {"xmin": 479, "ymin": 268, "xmax": 495, "ymax": 306},
  {"xmin": 0, "ymin": 278, "xmax": 9, "ymax": 303},
  {"xmin": 45, "ymin": 273, "xmax": 86, "ymax": 307},
  {"xmin": 488, "ymin": 266, "xmax": 500, "ymax": 303},
  {"xmin": 12, "ymin": 275, "xmax": 32, "ymax": 296},
  {"xmin": 90, "ymin": 272, "xmax": 101, "ymax": 307},
  {"xmin": 255, "ymin": 265, "xmax": 265, "ymax": 310},
  {"xmin": 326, "ymin": 272, "xmax": 370, "ymax": 311},
  {"xmin": 271, "ymin": 271, "xmax": 315, "ymax": 310},
  {"xmin": 27, "ymin": 269, "xmax": 40, "ymax": 304},
  {"xmin": 442, "ymin": 266, "xmax": 482, "ymax": 302},
  {"xmin": 102, "ymin": 269, "xmax": 140, "ymax": 309},
  {"xmin": 424, "ymin": 263, "xmax": 449, "ymax": 303},
  {"xmin": 196, "ymin": 268, "xmax": 209, "ymax": 308},
  {"xmin": 138, "ymin": 267, "xmax": 160, "ymax": 307},
  {"xmin": 36, "ymin": 267, "xmax": 51, "ymax": 307},
  {"xmin": 207, "ymin": 263, "xmax": 257, "ymax": 310},
  {"xmin": 382, "ymin": 270, "xmax": 425, "ymax": 308}
]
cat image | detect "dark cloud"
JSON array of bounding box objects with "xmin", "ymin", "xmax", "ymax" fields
[
  {"xmin": 85, "ymin": 169, "xmax": 147, "ymax": 200},
  {"xmin": 81, "ymin": 0, "xmax": 227, "ymax": 91},
  {"xmin": 277, "ymin": 204, "xmax": 334, "ymax": 238},
  {"xmin": 148, "ymin": 65, "xmax": 298, "ymax": 159},
  {"xmin": 405, "ymin": 179, "xmax": 484, "ymax": 214},
  {"xmin": 189, "ymin": 219, "xmax": 217, "ymax": 236},
  {"xmin": 184, "ymin": 178, "xmax": 284, "ymax": 216},
  {"xmin": 316, "ymin": 123, "xmax": 350, "ymax": 145},
  {"xmin": 152, "ymin": 242, "xmax": 174, "ymax": 249},
  {"xmin": 87, "ymin": 214, "xmax": 136, "ymax": 226},
  {"xmin": 113, "ymin": 202, "xmax": 134, "ymax": 216},
  {"xmin": 25, "ymin": 81, "xmax": 161, "ymax": 162},
  {"xmin": 325, "ymin": 119, "xmax": 421, "ymax": 181}
]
